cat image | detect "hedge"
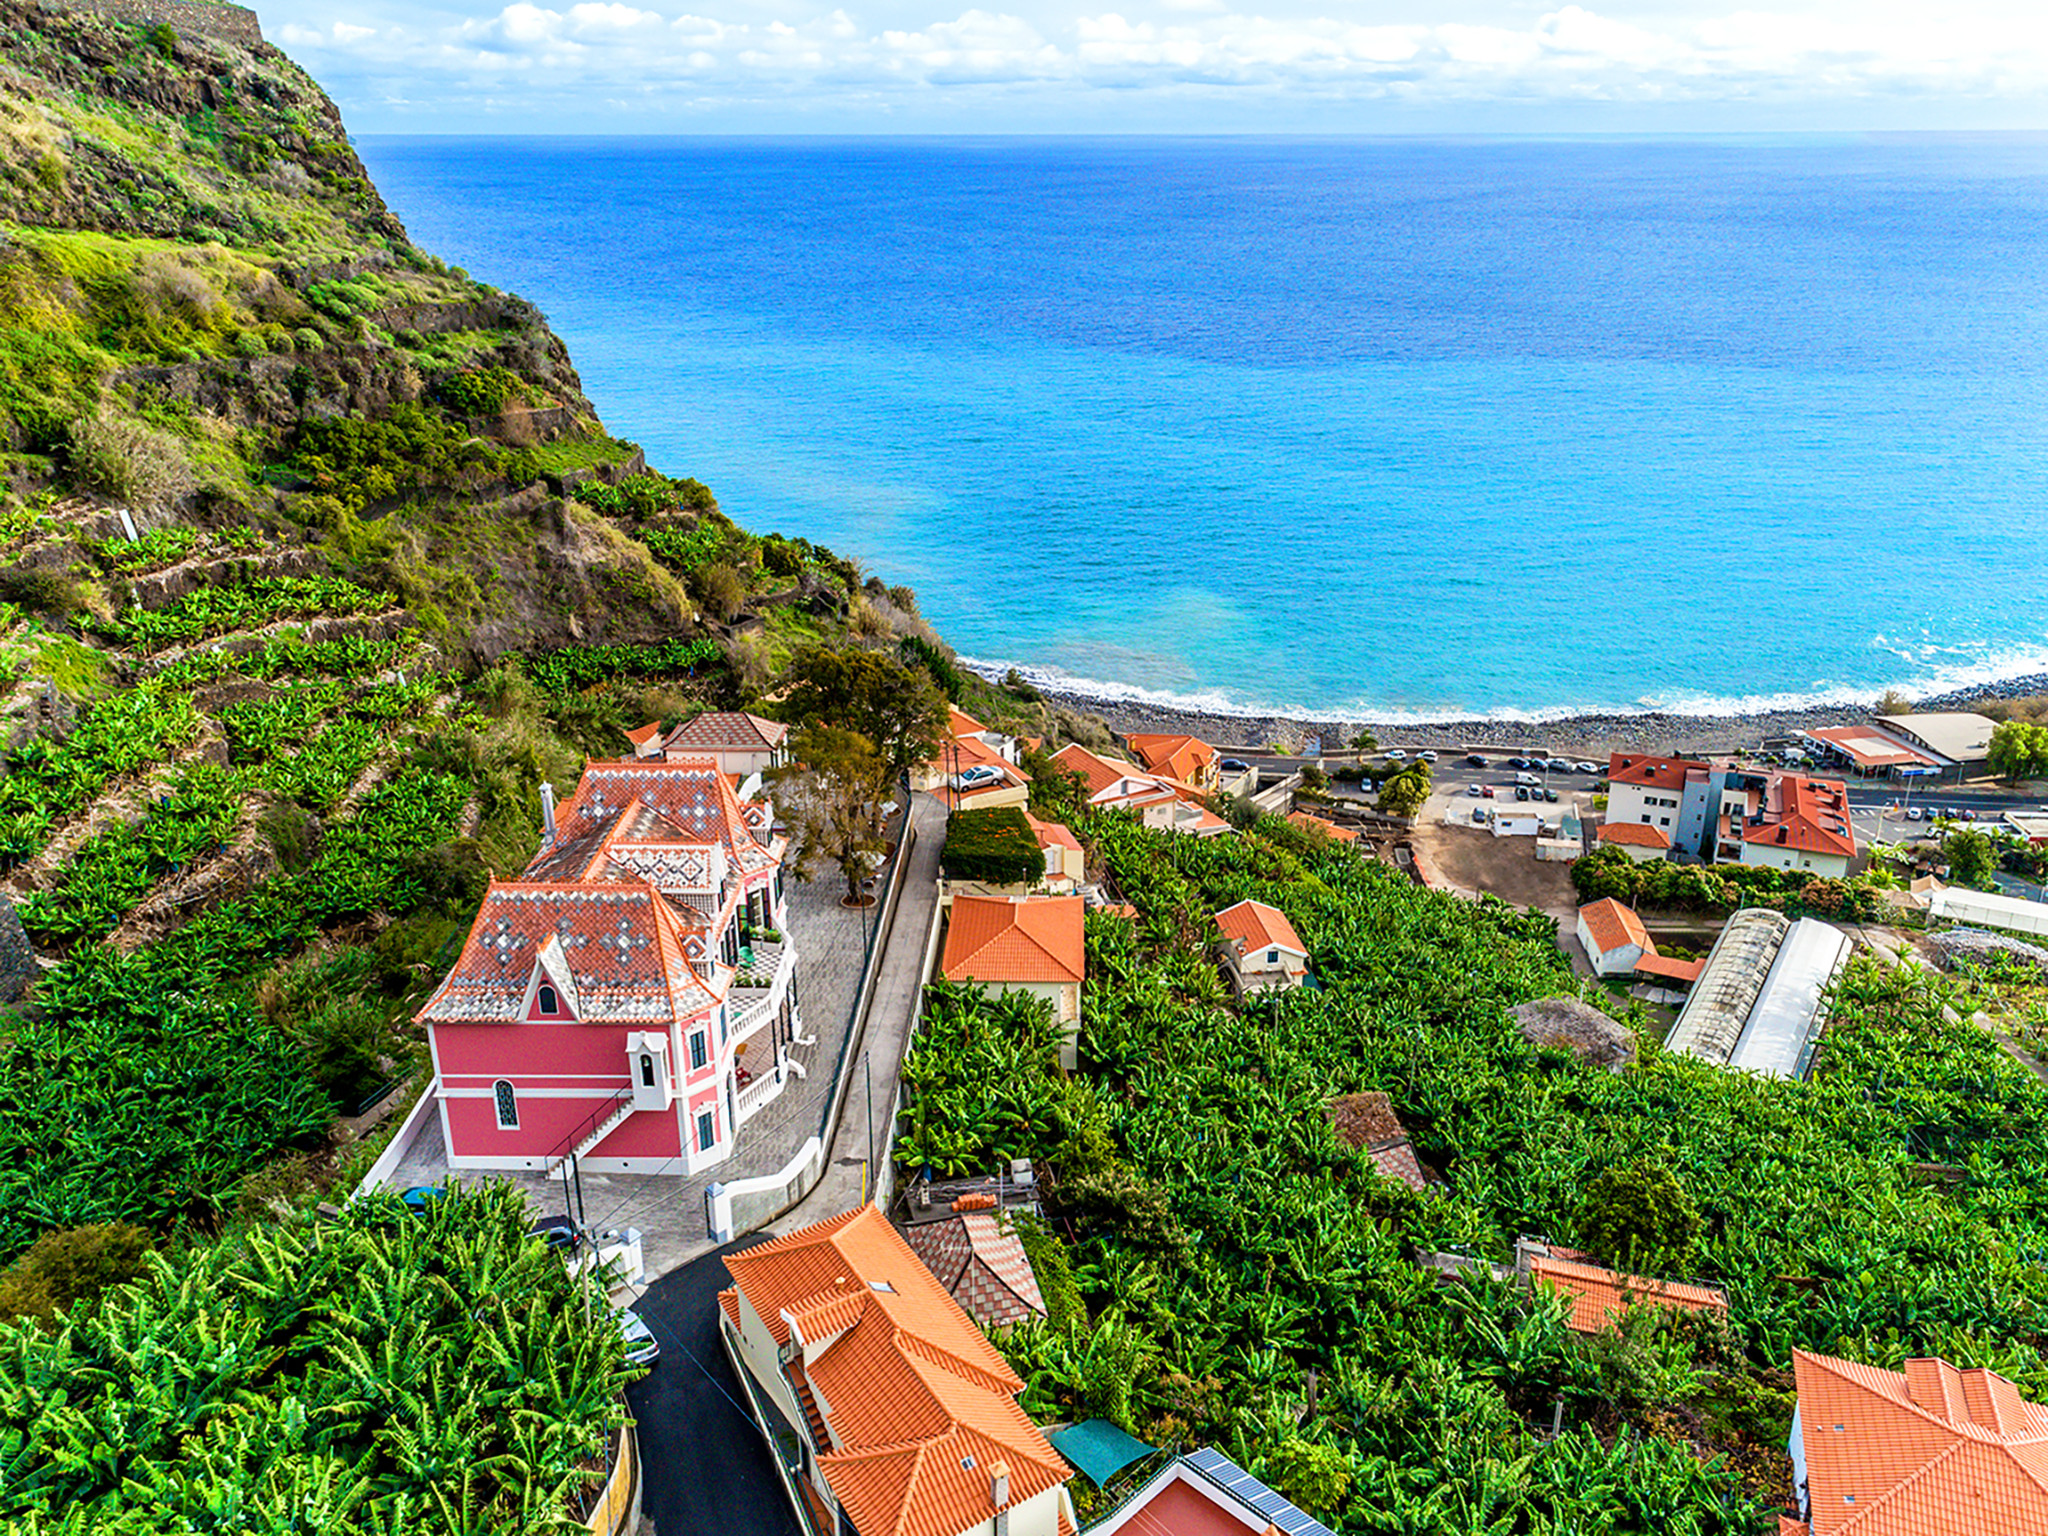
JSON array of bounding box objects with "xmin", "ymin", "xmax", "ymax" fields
[{"xmin": 940, "ymin": 807, "xmax": 1044, "ymax": 886}]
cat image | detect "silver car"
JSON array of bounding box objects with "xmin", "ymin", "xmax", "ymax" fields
[{"xmin": 618, "ymin": 1307, "xmax": 659, "ymax": 1367}]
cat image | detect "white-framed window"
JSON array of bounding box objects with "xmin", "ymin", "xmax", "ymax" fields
[
  {"xmin": 718, "ymin": 1007, "xmax": 728, "ymax": 1045},
  {"xmin": 538, "ymin": 982, "xmax": 558, "ymax": 1014},
  {"xmin": 639, "ymin": 1053, "xmax": 657, "ymax": 1087},
  {"xmin": 493, "ymin": 1079, "xmax": 518, "ymax": 1129},
  {"xmin": 697, "ymin": 1110, "xmax": 716, "ymax": 1151},
  {"xmin": 689, "ymin": 1032, "xmax": 708, "ymax": 1071},
  {"xmin": 1267, "ymin": 949, "xmax": 1279, "ymax": 963}
]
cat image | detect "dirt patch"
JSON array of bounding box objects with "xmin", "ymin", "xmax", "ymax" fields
[{"xmin": 1411, "ymin": 809, "xmax": 1581, "ymax": 916}]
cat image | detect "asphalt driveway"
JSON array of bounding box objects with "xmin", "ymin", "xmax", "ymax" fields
[{"xmin": 628, "ymin": 1235, "xmax": 801, "ymax": 1536}]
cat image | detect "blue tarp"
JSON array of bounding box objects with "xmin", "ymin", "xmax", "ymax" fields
[{"xmin": 1047, "ymin": 1419, "xmax": 1157, "ymax": 1486}]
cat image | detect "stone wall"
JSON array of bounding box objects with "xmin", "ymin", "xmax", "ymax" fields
[{"xmin": 39, "ymin": 0, "xmax": 262, "ymax": 46}]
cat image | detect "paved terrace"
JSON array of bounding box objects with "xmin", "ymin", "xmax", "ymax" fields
[{"xmin": 390, "ymin": 794, "xmax": 947, "ymax": 1279}]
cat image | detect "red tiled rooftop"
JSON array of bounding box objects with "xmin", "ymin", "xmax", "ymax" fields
[
  {"xmin": 1597, "ymin": 820, "xmax": 1670, "ymax": 849},
  {"xmin": 1528, "ymin": 1254, "xmax": 1728, "ymax": 1334},
  {"xmin": 1579, "ymin": 897, "xmax": 1651, "ymax": 956},
  {"xmin": 1214, "ymin": 899, "xmax": 1306, "ymax": 957},
  {"xmin": 1607, "ymin": 753, "xmax": 1705, "ymax": 791},
  {"xmin": 941, "ymin": 895, "xmax": 1086, "ymax": 984},
  {"xmin": 1635, "ymin": 953, "xmax": 1704, "ymax": 984}
]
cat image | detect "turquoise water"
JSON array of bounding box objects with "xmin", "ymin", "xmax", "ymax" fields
[{"xmin": 356, "ymin": 136, "xmax": 2048, "ymax": 720}]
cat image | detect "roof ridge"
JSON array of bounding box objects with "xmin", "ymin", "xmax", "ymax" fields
[{"xmin": 1832, "ymin": 1437, "xmax": 1968, "ymax": 1534}]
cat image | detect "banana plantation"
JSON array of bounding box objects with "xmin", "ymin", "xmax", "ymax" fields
[
  {"xmin": 895, "ymin": 811, "xmax": 2048, "ymax": 1534},
  {"xmin": 0, "ymin": 1184, "xmax": 636, "ymax": 1533}
]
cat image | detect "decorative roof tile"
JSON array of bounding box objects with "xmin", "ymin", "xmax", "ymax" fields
[{"xmin": 661, "ymin": 710, "xmax": 789, "ymax": 753}]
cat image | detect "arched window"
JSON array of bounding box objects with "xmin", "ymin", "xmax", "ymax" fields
[
  {"xmin": 537, "ymin": 982, "xmax": 558, "ymax": 1015},
  {"xmin": 493, "ymin": 1079, "xmax": 519, "ymax": 1129},
  {"xmin": 639, "ymin": 1053, "xmax": 656, "ymax": 1088}
]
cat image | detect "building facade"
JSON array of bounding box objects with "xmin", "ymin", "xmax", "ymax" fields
[{"xmin": 418, "ymin": 758, "xmax": 801, "ymax": 1176}]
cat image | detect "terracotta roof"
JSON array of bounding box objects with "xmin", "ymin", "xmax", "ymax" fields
[
  {"xmin": 1578, "ymin": 898, "xmax": 1652, "ymax": 958},
  {"xmin": 416, "ymin": 879, "xmax": 717, "ymax": 1024},
  {"xmin": 942, "ymin": 895, "xmax": 1086, "ymax": 985},
  {"xmin": 1793, "ymin": 1349, "xmax": 2048, "ymax": 1536},
  {"xmin": 1635, "ymin": 954, "xmax": 1704, "ymax": 984},
  {"xmin": 1744, "ymin": 773, "xmax": 1857, "ymax": 860},
  {"xmin": 1288, "ymin": 809, "xmax": 1360, "ymax": 843},
  {"xmin": 661, "ymin": 710, "xmax": 788, "ymax": 752},
  {"xmin": 1597, "ymin": 821, "xmax": 1671, "ymax": 849},
  {"xmin": 625, "ymin": 721, "xmax": 664, "ymax": 749},
  {"xmin": 1125, "ymin": 733, "xmax": 1215, "ymax": 783},
  {"xmin": 1327, "ymin": 1092, "xmax": 1406, "ymax": 1149},
  {"xmin": 1023, "ymin": 813, "xmax": 1080, "ymax": 853},
  {"xmin": 948, "ymin": 706, "xmax": 988, "ymax": 737},
  {"xmin": 1527, "ymin": 1254, "xmax": 1728, "ymax": 1334},
  {"xmin": 937, "ymin": 734, "xmax": 1022, "ymax": 779},
  {"xmin": 902, "ymin": 1212, "xmax": 1047, "ymax": 1329},
  {"xmin": 1607, "ymin": 753, "xmax": 1704, "ymax": 791},
  {"xmin": 1049, "ymin": 743, "xmax": 1144, "ymax": 798},
  {"xmin": 1805, "ymin": 726, "xmax": 1934, "ymax": 770},
  {"xmin": 720, "ymin": 1206, "xmax": 1068, "ymax": 1536},
  {"xmin": 1214, "ymin": 899, "xmax": 1306, "ymax": 958}
]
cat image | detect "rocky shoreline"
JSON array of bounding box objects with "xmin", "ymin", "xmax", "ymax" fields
[{"xmin": 1032, "ymin": 675, "xmax": 2048, "ymax": 760}]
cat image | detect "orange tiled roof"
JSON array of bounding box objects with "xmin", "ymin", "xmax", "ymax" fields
[
  {"xmin": 722, "ymin": 1206, "xmax": 1068, "ymax": 1536},
  {"xmin": 1578, "ymin": 897, "xmax": 1652, "ymax": 957},
  {"xmin": 1635, "ymin": 953, "xmax": 1704, "ymax": 984},
  {"xmin": 1049, "ymin": 743, "xmax": 1144, "ymax": 798},
  {"xmin": 1126, "ymin": 733, "xmax": 1215, "ymax": 783},
  {"xmin": 1214, "ymin": 899, "xmax": 1307, "ymax": 957},
  {"xmin": 1288, "ymin": 809, "xmax": 1361, "ymax": 843},
  {"xmin": 948, "ymin": 706, "xmax": 989, "ymax": 737},
  {"xmin": 625, "ymin": 721, "xmax": 664, "ymax": 749},
  {"xmin": 1597, "ymin": 821, "xmax": 1670, "ymax": 849},
  {"xmin": 1744, "ymin": 773, "xmax": 1857, "ymax": 860},
  {"xmin": 942, "ymin": 895, "xmax": 1085, "ymax": 984},
  {"xmin": 1527, "ymin": 1254, "xmax": 1728, "ymax": 1334},
  {"xmin": 1792, "ymin": 1349, "xmax": 2048, "ymax": 1536},
  {"xmin": 1023, "ymin": 813, "xmax": 1080, "ymax": 852},
  {"xmin": 1607, "ymin": 753, "xmax": 1704, "ymax": 791}
]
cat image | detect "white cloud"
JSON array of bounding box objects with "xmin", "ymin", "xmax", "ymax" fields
[{"xmin": 286, "ymin": 1, "xmax": 2048, "ymax": 121}]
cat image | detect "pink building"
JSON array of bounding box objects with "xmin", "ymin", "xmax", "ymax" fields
[{"xmin": 418, "ymin": 758, "xmax": 801, "ymax": 1176}]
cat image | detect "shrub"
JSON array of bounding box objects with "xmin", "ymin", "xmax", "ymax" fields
[
  {"xmin": 0, "ymin": 1223, "xmax": 151, "ymax": 1324},
  {"xmin": 145, "ymin": 22, "xmax": 177, "ymax": 59},
  {"xmin": 695, "ymin": 561, "xmax": 746, "ymax": 622},
  {"xmin": 1578, "ymin": 1157, "xmax": 1702, "ymax": 1277},
  {"xmin": 435, "ymin": 365, "xmax": 520, "ymax": 417},
  {"xmin": 902, "ymin": 633, "xmax": 966, "ymax": 701},
  {"xmin": 67, "ymin": 411, "xmax": 194, "ymax": 507},
  {"xmin": 1007, "ymin": 1212, "xmax": 1083, "ymax": 1330},
  {"xmin": 292, "ymin": 326, "xmax": 322, "ymax": 352},
  {"xmin": 940, "ymin": 807, "xmax": 1044, "ymax": 886},
  {"xmin": 1261, "ymin": 1440, "xmax": 1352, "ymax": 1522}
]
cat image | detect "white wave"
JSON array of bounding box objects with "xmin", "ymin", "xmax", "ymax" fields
[{"xmin": 960, "ymin": 639, "xmax": 2048, "ymax": 726}]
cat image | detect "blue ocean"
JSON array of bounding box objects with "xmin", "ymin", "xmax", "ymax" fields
[{"xmin": 355, "ymin": 136, "xmax": 2048, "ymax": 721}]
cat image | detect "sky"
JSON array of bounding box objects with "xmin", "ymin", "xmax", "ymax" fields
[{"xmin": 262, "ymin": 0, "xmax": 2048, "ymax": 134}]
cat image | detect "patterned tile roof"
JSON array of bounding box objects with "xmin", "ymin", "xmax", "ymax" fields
[
  {"xmin": 942, "ymin": 895, "xmax": 1086, "ymax": 985},
  {"xmin": 902, "ymin": 1213, "xmax": 1047, "ymax": 1329},
  {"xmin": 415, "ymin": 880, "xmax": 718, "ymax": 1024},
  {"xmin": 1528, "ymin": 1254, "xmax": 1729, "ymax": 1334},
  {"xmin": 1214, "ymin": 899, "xmax": 1307, "ymax": 958},
  {"xmin": 551, "ymin": 758, "xmax": 782, "ymax": 877},
  {"xmin": 721, "ymin": 1206, "xmax": 1067, "ymax": 1536},
  {"xmin": 1793, "ymin": 1349, "xmax": 2048, "ymax": 1536},
  {"xmin": 661, "ymin": 710, "xmax": 788, "ymax": 752}
]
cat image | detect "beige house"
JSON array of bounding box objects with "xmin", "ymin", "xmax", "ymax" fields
[
  {"xmin": 1024, "ymin": 814, "xmax": 1083, "ymax": 893},
  {"xmin": 1050, "ymin": 743, "xmax": 1230, "ymax": 836},
  {"xmin": 940, "ymin": 893, "xmax": 1085, "ymax": 1069},
  {"xmin": 915, "ymin": 707, "xmax": 1031, "ymax": 811},
  {"xmin": 1213, "ymin": 899, "xmax": 1309, "ymax": 994},
  {"xmin": 719, "ymin": 1205, "xmax": 1074, "ymax": 1536},
  {"xmin": 632, "ymin": 710, "xmax": 791, "ymax": 778}
]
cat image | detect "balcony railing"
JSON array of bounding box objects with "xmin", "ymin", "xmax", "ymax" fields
[{"xmin": 729, "ymin": 935, "xmax": 796, "ymax": 1046}]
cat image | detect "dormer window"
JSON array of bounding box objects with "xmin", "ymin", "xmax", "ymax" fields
[{"xmin": 538, "ymin": 983, "xmax": 559, "ymax": 1015}]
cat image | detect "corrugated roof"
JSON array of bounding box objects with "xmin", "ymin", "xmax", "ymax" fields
[
  {"xmin": 1579, "ymin": 898, "xmax": 1651, "ymax": 958},
  {"xmin": 942, "ymin": 895, "xmax": 1086, "ymax": 985},
  {"xmin": 1214, "ymin": 899, "xmax": 1306, "ymax": 957},
  {"xmin": 721, "ymin": 1207, "xmax": 1067, "ymax": 1536},
  {"xmin": 1794, "ymin": 1349, "xmax": 2048, "ymax": 1535}
]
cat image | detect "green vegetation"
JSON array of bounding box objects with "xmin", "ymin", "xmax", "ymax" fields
[
  {"xmin": 1572, "ymin": 844, "xmax": 1883, "ymax": 922},
  {"xmin": 899, "ymin": 809, "xmax": 2048, "ymax": 1531},
  {"xmin": 0, "ymin": 1185, "xmax": 634, "ymax": 1533},
  {"xmin": 940, "ymin": 806, "xmax": 1045, "ymax": 886},
  {"xmin": 522, "ymin": 635, "xmax": 723, "ymax": 695},
  {"xmin": 1988, "ymin": 718, "xmax": 2048, "ymax": 781},
  {"xmin": 1376, "ymin": 757, "xmax": 1431, "ymax": 817}
]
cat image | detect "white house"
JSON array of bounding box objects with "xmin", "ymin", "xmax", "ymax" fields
[
  {"xmin": 940, "ymin": 893, "xmax": 1086, "ymax": 1068},
  {"xmin": 1213, "ymin": 899, "xmax": 1309, "ymax": 995},
  {"xmin": 1576, "ymin": 898, "xmax": 1652, "ymax": 977}
]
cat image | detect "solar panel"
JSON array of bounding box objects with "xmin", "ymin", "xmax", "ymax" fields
[{"xmin": 1182, "ymin": 1447, "xmax": 1339, "ymax": 1536}]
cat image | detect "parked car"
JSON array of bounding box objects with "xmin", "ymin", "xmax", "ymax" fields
[
  {"xmin": 1574, "ymin": 761, "xmax": 1599, "ymax": 774},
  {"xmin": 1516, "ymin": 786, "xmax": 1531, "ymax": 801},
  {"xmin": 1482, "ymin": 785, "xmax": 1497, "ymax": 798},
  {"xmin": 1465, "ymin": 754, "xmax": 1488, "ymax": 767},
  {"xmin": 1506, "ymin": 756, "xmax": 1529, "ymax": 769},
  {"xmin": 1962, "ymin": 808, "xmax": 1977, "ymax": 822},
  {"xmin": 617, "ymin": 1306, "xmax": 659, "ymax": 1367},
  {"xmin": 529, "ymin": 1214, "xmax": 581, "ymax": 1254},
  {"xmin": 1544, "ymin": 788, "xmax": 1559, "ymax": 802},
  {"xmin": 1471, "ymin": 807, "xmax": 1488, "ymax": 823},
  {"xmin": 1386, "ymin": 749, "xmax": 1407, "ymax": 761},
  {"xmin": 1906, "ymin": 807, "xmax": 1923, "ymax": 821},
  {"xmin": 952, "ymin": 765, "xmax": 1003, "ymax": 791},
  {"xmin": 1418, "ymin": 750, "xmax": 1438, "ymax": 762},
  {"xmin": 1546, "ymin": 758, "xmax": 1573, "ymax": 773},
  {"xmin": 1220, "ymin": 758, "xmax": 1250, "ymax": 773},
  {"xmin": 1466, "ymin": 784, "xmax": 1481, "ymax": 797}
]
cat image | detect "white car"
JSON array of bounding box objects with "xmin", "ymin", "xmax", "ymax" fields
[
  {"xmin": 1906, "ymin": 807, "xmax": 1922, "ymax": 821},
  {"xmin": 1417, "ymin": 750, "xmax": 1438, "ymax": 762},
  {"xmin": 1574, "ymin": 761, "xmax": 1599, "ymax": 774},
  {"xmin": 1385, "ymin": 749, "xmax": 1407, "ymax": 761},
  {"xmin": 951, "ymin": 765, "xmax": 1003, "ymax": 791}
]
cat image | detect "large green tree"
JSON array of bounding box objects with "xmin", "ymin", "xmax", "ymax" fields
[
  {"xmin": 1377, "ymin": 760, "xmax": 1432, "ymax": 818},
  {"xmin": 1944, "ymin": 827, "xmax": 1997, "ymax": 889},
  {"xmin": 774, "ymin": 645, "xmax": 951, "ymax": 787},
  {"xmin": 770, "ymin": 726, "xmax": 895, "ymax": 904},
  {"xmin": 1988, "ymin": 720, "xmax": 2048, "ymax": 783}
]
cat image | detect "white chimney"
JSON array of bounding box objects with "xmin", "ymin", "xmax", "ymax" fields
[
  {"xmin": 990, "ymin": 1462, "xmax": 1009, "ymax": 1508},
  {"xmin": 540, "ymin": 782, "xmax": 557, "ymax": 839}
]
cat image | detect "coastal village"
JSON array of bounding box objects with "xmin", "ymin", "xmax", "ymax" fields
[{"xmin": 9, "ymin": 6, "xmax": 2048, "ymax": 1535}]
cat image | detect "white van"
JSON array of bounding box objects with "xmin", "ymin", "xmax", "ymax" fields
[{"xmin": 1514, "ymin": 771, "xmax": 1542, "ymax": 787}]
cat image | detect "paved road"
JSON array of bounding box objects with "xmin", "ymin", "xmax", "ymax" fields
[{"xmin": 629, "ymin": 1235, "xmax": 800, "ymax": 1536}]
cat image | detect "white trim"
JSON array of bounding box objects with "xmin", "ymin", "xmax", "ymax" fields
[{"xmin": 438, "ymin": 1085, "xmax": 635, "ymax": 1100}]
